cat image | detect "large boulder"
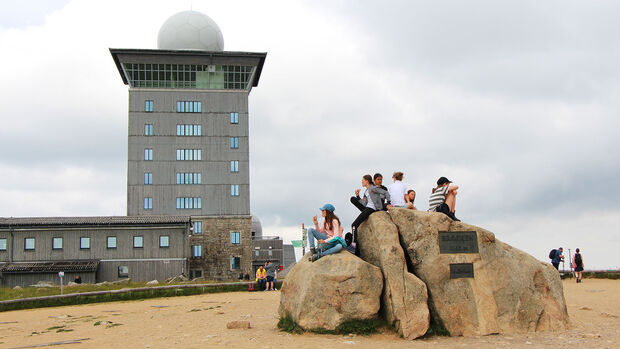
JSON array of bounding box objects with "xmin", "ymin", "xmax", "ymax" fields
[
  {"xmin": 278, "ymin": 250, "xmax": 383, "ymax": 331},
  {"xmin": 357, "ymin": 211, "xmax": 430, "ymax": 339},
  {"xmin": 389, "ymin": 208, "xmax": 569, "ymax": 336}
]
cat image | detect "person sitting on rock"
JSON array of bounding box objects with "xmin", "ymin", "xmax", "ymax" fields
[
  {"xmin": 350, "ymin": 174, "xmax": 390, "ymax": 255},
  {"xmin": 373, "ymin": 173, "xmax": 390, "ymax": 210},
  {"xmin": 405, "ymin": 189, "xmax": 417, "ymax": 210},
  {"xmin": 255, "ymin": 265, "xmax": 267, "ymax": 290},
  {"xmin": 308, "ymin": 204, "xmax": 344, "ymax": 262},
  {"xmin": 388, "ymin": 171, "xmax": 408, "ymax": 208},
  {"xmin": 428, "ymin": 176, "xmax": 460, "ymax": 221}
]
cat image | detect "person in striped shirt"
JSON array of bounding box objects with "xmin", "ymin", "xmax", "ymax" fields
[{"xmin": 428, "ymin": 177, "xmax": 460, "ymax": 221}]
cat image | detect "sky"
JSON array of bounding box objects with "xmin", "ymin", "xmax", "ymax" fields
[{"xmin": 1, "ymin": 0, "xmax": 619, "ymax": 269}]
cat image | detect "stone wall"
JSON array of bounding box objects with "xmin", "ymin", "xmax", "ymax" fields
[{"xmin": 188, "ymin": 216, "xmax": 252, "ymax": 280}]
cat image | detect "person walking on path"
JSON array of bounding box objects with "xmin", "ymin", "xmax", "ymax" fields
[
  {"xmin": 551, "ymin": 247, "xmax": 564, "ymax": 270},
  {"xmin": 307, "ymin": 203, "xmax": 344, "ymax": 261},
  {"xmin": 350, "ymin": 174, "xmax": 390, "ymax": 255},
  {"xmin": 573, "ymin": 248, "xmax": 584, "ymax": 282},
  {"xmin": 428, "ymin": 176, "xmax": 460, "ymax": 221}
]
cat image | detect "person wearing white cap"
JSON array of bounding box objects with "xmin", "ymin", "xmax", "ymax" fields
[{"xmin": 308, "ymin": 204, "xmax": 344, "ymax": 261}]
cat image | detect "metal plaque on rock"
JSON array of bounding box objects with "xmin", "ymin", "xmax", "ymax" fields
[
  {"xmin": 450, "ymin": 263, "xmax": 474, "ymax": 278},
  {"xmin": 438, "ymin": 231, "xmax": 479, "ymax": 254}
]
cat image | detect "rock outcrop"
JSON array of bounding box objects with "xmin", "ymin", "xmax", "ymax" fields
[
  {"xmin": 278, "ymin": 250, "xmax": 383, "ymax": 331},
  {"xmin": 389, "ymin": 208, "xmax": 569, "ymax": 336},
  {"xmin": 357, "ymin": 211, "xmax": 430, "ymax": 339}
]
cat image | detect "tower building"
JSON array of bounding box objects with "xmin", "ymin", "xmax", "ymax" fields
[{"xmin": 110, "ymin": 11, "xmax": 266, "ymax": 279}]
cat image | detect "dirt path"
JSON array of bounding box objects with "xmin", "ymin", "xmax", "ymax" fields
[{"xmin": 0, "ymin": 279, "xmax": 618, "ymax": 348}]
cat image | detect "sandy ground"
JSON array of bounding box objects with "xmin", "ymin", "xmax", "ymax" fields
[{"xmin": 0, "ymin": 279, "xmax": 618, "ymax": 349}]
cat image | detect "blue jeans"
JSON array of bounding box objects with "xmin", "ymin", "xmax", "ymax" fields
[
  {"xmin": 320, "ymin": 243, "xmax": 343, "ymax": 256},
  {"xmin": 308, "ymin": 228, "xmax": 328, "ymax": 249}
]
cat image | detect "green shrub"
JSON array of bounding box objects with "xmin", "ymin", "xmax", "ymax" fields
[
  {"xmin": 277, "ymin": 315, "xmax": 302, "ymax": 334},
  {"xmin": 278, "ymin": 317, "xmax": 379, "ymax": 336}
]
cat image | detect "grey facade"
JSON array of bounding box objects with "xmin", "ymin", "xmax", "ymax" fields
[
  {"xmin": 0, "ymin": 216, "xmax": 191, "ymax": 287},
  {"xmin": 109, "ymin": 49, "xmax": 266, "ymax": 217},
  {"xmin": 251, "ymin": 236, "xmax": 283, "ymax": 274}
]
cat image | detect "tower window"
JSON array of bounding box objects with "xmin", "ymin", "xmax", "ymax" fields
[
  {"xmin": 230, "ymin": 160, "xmax": 239, "ymax": 173},
  {"xmin": 176, "ymin": 101, "xmax": 202, "ymax": 113},
  {"xmin": 144, "ymin": 197, "xmax": 153, "ymax": 210},
  {"xmin": 144, "ymin": 172, "xmax": 152, "ymax": 185},
  {"xmin": 230, "ymin": 112, "xmax": 239, "ymax": 124},
  {"xmin": 230, "ymin": 137, "xmax": 239, "ymax": 149},
  {"xmin": 231, "ymin": 184, "xmax": 239, "ymax": 196},
  {"xmin": 144, "ymin": 124, "xmax": 153, "ymax": 136},
  {"xmin": 145, "ymin": 100, "xmax": 154, "ymax": 112},
  {"xmin": 144, "ymin": 149, "xmax": 153, "ymax": 161}
]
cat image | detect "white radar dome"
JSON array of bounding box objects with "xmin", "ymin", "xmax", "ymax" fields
[{"xmin": 157, "ymin": 11, "xmax": 224, "ymax": 51}]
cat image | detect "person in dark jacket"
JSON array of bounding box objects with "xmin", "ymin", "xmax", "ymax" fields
[{"xmin": 350, "ymin": 174, "xmax": 390, "ymax": 255}]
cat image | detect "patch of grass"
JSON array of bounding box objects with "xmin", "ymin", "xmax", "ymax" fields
[
  {"xmin": 56, "ymin": 328, "xmax": 73, "ymax": 333},
  {"xmin": 278, "ymin": 317, "xmax": 379, "ymax": 336},
  {"xmin": 0, "ymin": 283, "xmax": 252, "ymax": 312},
  {"xmin": 93, "ymin": 321, "xmax": 103, "ymax": 326},
  {"xmin": 277, "ymin": 315, "xmax": 303, "ymax": 334},
  {"xmin": 583, "ymin": 272, "xmax": 620, "ymax": 280},
  {"xmin": 336, "ymin": 319, "xmax": 379, "ymax": 335},
  {"xmin": 46, "ymin": 325, "xmax": 65, "ymax": 331},
  {"xmin": 423, "ymin": 316, "xmax": 450, "ymax": 337}
]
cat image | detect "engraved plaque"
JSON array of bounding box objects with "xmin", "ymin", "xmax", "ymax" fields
[
  {"xmin": 450, "ymin": 263, "xmax": 474, "ymax": 278},
  {"xmin": 438, "ymin": 231, "xmax": 479, "ymax": 254}
]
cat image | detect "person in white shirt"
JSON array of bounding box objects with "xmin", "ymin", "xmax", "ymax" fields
[{"xmin": 388, "ymin": 172, "xmax": 408, "ymax": 207}]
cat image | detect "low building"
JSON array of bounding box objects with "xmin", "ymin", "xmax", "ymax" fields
[
  {"xmin": 0, "ymin": 216, "xmax": 191, "ymax": 287},
  {"xmin": 251, "ymin": 235, "xmax": 283, "ymax": 274}
]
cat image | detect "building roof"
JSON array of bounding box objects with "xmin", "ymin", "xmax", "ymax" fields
[
  {"xmin": 0, "ymin": 215, "xmax": 191, "ymax": 228},
  {"xmin": 109, "ymin": 48, "xmax": 267, "ymax": 87},
  {"xmin": 0, "ymin": 260, "xmax": 100, "ymax": 274}
]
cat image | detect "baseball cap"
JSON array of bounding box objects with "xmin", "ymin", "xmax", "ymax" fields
[
  {"xmin": 437, "ymin": 177, "xmax": 452, "ymax": 185},
  {"xmin": 319, "ymin": 203, "xmax": 335, "ymax": 212}
]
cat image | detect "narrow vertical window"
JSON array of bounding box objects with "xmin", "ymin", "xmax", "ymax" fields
[
  {"xmin": 230, "ymin": 112, "xmax": 239, "ymax": 124},
  {"xmin": 231, "ymin": 184, "xmax": 239, "ymax": 196},
  {"xmin": 144, "ymin": 124, "xmax": 153, "ymax": 136},
  {"xmin": 230, "ymin": 160, "xmax": 239, "ymax": 173},
  {"xmin": 145, "ymin": 100, "xmax": 154, "ymax": 112},
  {"xmin": 192, "ymin": 245, "xmax": 203, "ymax": 257},
  {"xmin": 194, "ymin": 221, "xmax": 202, "ymax": 234},
  {"xmin": 231, "ymin": 257, "xmax": 241, "ymax": 270},
  {"xmin": 144, "ymin": 173, "xmax": 152, "ymax": 185},
  {"xmin": 144, "ymin": 149, "xmax": 153, "ymax": 161},
  {"xmin": 144, "ymin": 197, "xmax": 153, "ymax": 210},
  {"xmin": 0, "ymin": 238, "xmax": 7, "ymax": 251},
  {"xmin": 230, "ymin": 137, "xmax": 239, "ymax": 149},
  {"xmin": 231, "ymin": 232, "xmax": 240, "ymax": 244}
]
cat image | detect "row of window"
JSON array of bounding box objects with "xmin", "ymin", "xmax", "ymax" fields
[
  {"xmin": 144, "ymin": 142, "xmax": 240, "ymax": 161},
  {"xmin": 144, "ymin": 100, "xmax": 240, "ymax": 125},
  {"xmin": 143, "ymin": 163, "xmax": 239, "ymax": 186},
  {"xmin": 176, "ymin": 149, "xmax": 201, "ymax": 161},
  {"xmin": 0, "ymin": 230, "xmax": 242, "ymax": 252},
  {"xmin": 143, "ymin": 187, "xmax": 240, "ymax": 210},
  {"xmin": 2, "ymin": 236, "xmax": 171, "ymax": 251}
]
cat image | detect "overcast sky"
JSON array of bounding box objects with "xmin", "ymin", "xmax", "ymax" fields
[{"xmin": 1, "ymin": 0, "xmax": 618, "ymax": 269}]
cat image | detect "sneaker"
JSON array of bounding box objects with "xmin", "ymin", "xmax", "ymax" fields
[
  {"xmin": 274, "ymin": 288, "xmax": 277, "ymax": 291},
  {"xmin": 309, "ymin": 254, "xmax": 319, "ymax": 262}
]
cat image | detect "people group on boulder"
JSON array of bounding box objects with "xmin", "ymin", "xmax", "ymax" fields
[{"xmin": 306, "ymin": 172, "xmax": 461, "ymax": 261}]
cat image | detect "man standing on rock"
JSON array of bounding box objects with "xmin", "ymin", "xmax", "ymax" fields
[{"xmin": 552, "ymin": 247, "xmax": 564, "ymax": 270}]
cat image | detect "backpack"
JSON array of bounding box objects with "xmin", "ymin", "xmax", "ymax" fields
[
  {"xmin": 548, "ymin": 249, "xmax": 557, "ymax": 259},
  {"xmin": 575, "ymin": 253, "xmax": 582, "ymax": 266}
]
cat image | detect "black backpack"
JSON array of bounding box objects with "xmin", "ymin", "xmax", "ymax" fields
[
  {"xmin": 575, "ymin": 253, "xmax": 582, "ymax": 265},
  {"xmin": 548, "ymin": 249, "xmax": 557, "ymax": 259}
]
